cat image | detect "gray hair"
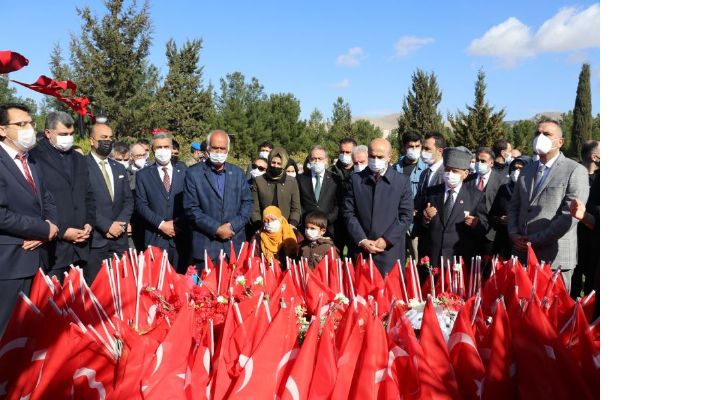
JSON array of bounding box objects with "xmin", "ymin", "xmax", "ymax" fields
[
  {"xmin": 206, "ymin": 130, "xmax": 230, "ymax": 150},
  {"xmin": 151, "ymin": 132, "xmax": 173, "ymax": 149},
  {"xmin": 352, "ymin": 145, "xmax": 368, "ymax": 157},
  {"xmin": 44, "ymin": 111, "xmax": 74, "ymax": 131}
]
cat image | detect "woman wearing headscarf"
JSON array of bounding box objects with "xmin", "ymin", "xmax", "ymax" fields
[
  {"xmin": 250, "ymin": 147, "xmax": 302, "ymax": 231},
  {"xmin": 257, "ymin": 206, "xmax": 299, "ymax": 263}
]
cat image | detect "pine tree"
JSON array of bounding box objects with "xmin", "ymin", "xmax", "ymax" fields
[
  {"xmin": 47, "ymin": 43, "xmax": 74, "ymax": 114},
  {"xmin": 326, "ymin": 96, "xmax": 352, "ymax": 153},
  {"xmin": 68, "ymin": 0, "xmax": 158, "ymax": 138},
  {"xmin": 448, "ymin": 68, "xmax": 506, "ymax": 149},
  {"xmin": 396, "ymin": 69, "xmax": 445, "ymax": 141},
  {"xmin": 262, "ymin": 93, "xmax": 306, "ymax": 153},
  {"xmin": 0, "ymin": 75, "xmax": 39, "ymax": 115},
  {"xmin": 570, "ymin": 63, "xmax": 592, "ymax": 159},
  {"xmin": 154, "ymin": 38, "xmax": 214, "ymax": 140},
  {"xmin": 304, "ymin": 108, "xmax": 327, "ymax": 150},
  {"xmin": 351, "ymin": 119, "xmax": 383, "ymax": 149},
  {"xmin": 216, "ymin": 72, "xmax": 267, "ymax": 156}
]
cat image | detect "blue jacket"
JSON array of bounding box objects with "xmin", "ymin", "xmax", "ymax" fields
[
  {"xmin": 393, "ymin": 155, "xmax": 428, "ymax": 200},
  {"xmin": 342, "ymin": 166, "xmax": 413, "ymax": 276},
  {"xmin": 183, "ymin": 161, "xmax": 253, "ymax": 261},
  {"xmin": 134, "ymin": 162, "xmax": 188, "ymax": 251},
  {"xmin": 0, "ymin": 146, "xmax": 58, "ymax": 279}
]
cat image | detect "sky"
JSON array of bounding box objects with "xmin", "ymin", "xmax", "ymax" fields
[{"xmin": 4, "ymin": 0, "xmax": 599, "ymax": 121}]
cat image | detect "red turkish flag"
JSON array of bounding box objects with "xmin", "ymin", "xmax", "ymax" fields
[
  {"xmin": 481, "ymin": 299, "xmax": 515, "ymax": 400},
  {"xmin": 276, "ymin": 315, "xmax": 319, "ymax": 399},
  {"xmin": 349, "ymin": 312, "xmax": 389, "ymax": 399},
  {"xmin": 418, "ymin": 299, "xmax": 461, "ymax": 399},
  {"xmin": 331, "ymin": 306, "xmax": 366, "ymax": 399},
  {"xmin": 0, "ymin": 50, "xmax": 29, "ymax": 73},
  {"xmin": 308, "ymin": 312, "xmax": 338, "ymax": 398},
  {"xmin": 448, "ymin": 298, "xmax": 486, "ymax": 399}
]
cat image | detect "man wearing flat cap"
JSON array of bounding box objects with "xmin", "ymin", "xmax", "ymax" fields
[{"xmin": 417, "ymin": 146, "xmax": 489, "ymax": 272}]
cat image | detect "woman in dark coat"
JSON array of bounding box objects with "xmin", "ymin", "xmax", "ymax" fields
[
  {"xmin": 490, "ymin": 156, "xmax": 530, "ymax": 258},
  {"xmin": 250, "ymin": 147, "xmax": 302, "ymax": 230}
]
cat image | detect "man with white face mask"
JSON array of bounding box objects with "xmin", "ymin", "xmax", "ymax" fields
[
  {"xmin": 0, "ymin": 103, "xmax": 59, "ymax": 331},
  {"xmin": 184, "ymin": 130, "xmax": 253, "ymax": 271},
  {"xmin": 30, "ymin": 111, "xmax": 94, "ymax": 279},
  {"xmin": 418, "ymin": 146, "xmax": 488, "ymax": 269},
  {"xmin": 342, "ymin": 138, "xmax": 413, "ymax": 276},
  {"xmin": 394, "ymin": 131, "xmax": 428, "ymax": 260},
  {"xmin": 134, "ymin": 133, "xmax": 191, "ymax": 271},
  {"xmin": 489, "ymin": 156, "xmax": 530, "ymax": 258},
  {"xmin": 297, "ymin": 145, "xmax": 341, "ymax": 241},
  {"xmin": 508, "ymin": 120, "xmax": 589, "ymax": 290},
  {"xmin": 330, "ymin": 137, "xmax": 357, "ymax": 183},
  {"xmin": 467, "ymin": 146, "xmax": 508, "ymax": 257}
]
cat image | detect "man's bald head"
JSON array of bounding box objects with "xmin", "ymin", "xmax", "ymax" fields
[
  {"xmin": 369, "ymin": 138, "xmax": 391, "ymax": 159},
  {"xmin": 91, "ymin": 123, "xmax": 112, "ymax": 140}
]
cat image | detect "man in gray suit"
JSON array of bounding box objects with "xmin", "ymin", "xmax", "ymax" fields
[{"xmin": 508, "ymin": 120, "xmax": 589, "ymax": 290}]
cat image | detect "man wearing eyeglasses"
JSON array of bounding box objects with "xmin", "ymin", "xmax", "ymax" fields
[{"xmin": 0, "ymin": 103, "xmax": 59, "ymax": 333}]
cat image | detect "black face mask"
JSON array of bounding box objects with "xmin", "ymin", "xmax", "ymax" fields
[
  {"xmin": 267, "ymin": 166, "xmax": 283, "ymax": 178},
  {"xmin": 95, "ymin": 140, "xmax": 113, "ymax": 157},
  {"xmin": 171, "ymin": 155, "xmax": 179, "ymax": 164}
]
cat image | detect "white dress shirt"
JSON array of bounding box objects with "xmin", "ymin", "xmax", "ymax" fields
[
  {"xmin": 157, "ymin": 162, "xmax": 173, "ymax": 186},
  {"xmin": 535, "ymin": 152, "xmax": 561, "ymax": 189},
  {"xmin": 428, "ymin": 159, "xmax": 443, "ymax": 186},
  {"xmin": 311, "ymin": 170, "xmax": 324, "ymax": 191},
  {"xmin": 476, "ymin": 169, "xmax": 492, "ymax": 189},
  {"xmin": 91, "ymin": 151, "xmax": 114, "ymax": 192}
]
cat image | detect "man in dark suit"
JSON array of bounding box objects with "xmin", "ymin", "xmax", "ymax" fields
[
  {"xmin": 134, "ymin": 133, "xmax": 190, "ymax": 272},
  {"xmin": 184, "ymin": 130, "xmax": 253, "ymax": 269},
  {"xmin": 297, "ymin": 145, "xmax": 340, "ymax": 240},
  {"xmin": 414, "ymin": 132, "xmax": 446, "ymax": 258},
  {"xmin": 342, "ymin": 138, "xmax": 413, "ymax": 276},
  {"xmin": 419, "ymin": 147, "xmax": 488, "ymax": 269},
  {"xmin": 508, "ymin": 120, "xmax": 589, "ymax": 289},
  {"xmin": 30, "ymin": 111, "xmax": 95, "ymax": 279},
  {"xmin": 467, "ymin": 146, "xmax": 508, "ymax": 257},
  {"xmin": 0, "ymin": 103, "xmax": 59, "ymax": 331},
  {"xmin": 86, "ymin": 123, "xmax": 134, "ymax": 285}
]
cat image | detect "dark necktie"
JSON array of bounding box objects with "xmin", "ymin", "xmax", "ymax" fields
[
  {"xmin": 314, "ymin": 174, "xmax": 322, "ymax": 202},
  {"xmin": 532, "ymin": 165, "xmax": 546, "ymax": 198},
  {"xmin": 421, "ymin": 168, "xmax": 431, "ymax": 190},
  {"xmin": 443, "ymin": 189, "xmax": 455, "ymax": 224},
  {"xmin": 162, "ymin": 166, "xmax": 171, "ymax": 192},
  {"xmin": 15, "ymin": 153, "xmax": 37, "ymax": 194}
]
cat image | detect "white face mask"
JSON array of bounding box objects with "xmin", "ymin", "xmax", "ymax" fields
[
  {"xmin": 133, "ymin": 157, "xmax": 147, "ymax": 169},
  {"xmin": 259, "ymin": 150, "xmax": 271, "ymax": 159},
  {"xmin": 309, "ymin": 161, "xmax": 326, "ymax": 174},
  {"xmin": 444, "ymin": 171, "xmax": 461, "ymax": 188},
  {"xmin": 368, "ymin": 157, "xmax": 387, "ymax": 174},
  {"xmin": 505, "ymin": 153, "xmax": 514, "ymax": 164},
  {"xmin": 12, "ymin": 128, "xmax": 37, "ymax": 152},
  {"xmin": 354, "ymin": 163, "xmax": 366, "ymax": 173},
  {"xmin": 265, "ymin": 219, "xmax": 281, "ymax": 233},
  {"xmin": 338, "ymin": 153, "xmax": 352, "ymax": 165},
  {"xmin": 209, "ymin": 152, "xmax": 228, "ymax": 165},
  {"xmin": 532, "ymin": 134, "xmax": 553, "ymax": 155},
  {"xmin": 510, "ymin": 169, "xmax": 521, "ymax": 183},
  {"xmin": 475, "ymin": 161, "xmax": 490, "ymax": 175},
  {"xmin": 305, "ymin": 228, "xmax": 321, "ymax": 241},
  {"xmin": 251, "ymin": 169, "xmax": 265, "ymax": 178},
  {"xmin": 286, "ymin": 171, "xmax": 297, "ymax": 178},
  {"xmin": 420, "ymin": 150, "xmax": 434, "ymax": 165},
  {"xmin": 154, "ymin": 148, "xmax": 172, "ymax": 165},
  {"xmin": 53, "ymin": 134, "xmax": 74, "ymax": 152},
  {"xmin": 470, "ymin": 162, "xmax": 476, "ymax": 171},
  {"xmin": 405, "ymin": 148, "xmax": 421, "ymax": 161},
  {"xmin": 118, "ymin": 160, "xmax": 130, "ymax": 169}
]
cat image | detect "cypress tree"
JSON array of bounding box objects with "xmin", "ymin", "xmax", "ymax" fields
[
  {"xmin": 570, "ymin": 63, "xmax": 592, "ymax": 159},
  {"xmin": 396, "ymin": 69, "xmax": 445, "ymax": 141}
]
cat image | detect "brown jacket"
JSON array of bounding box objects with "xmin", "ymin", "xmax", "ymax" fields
[
  {"xmin": 251, "ymin": 174, "xmax": 301, "ymax": 226},
  {"xmin": 299, "ymin": 237, "xmax": 338, "ymax": 270}
]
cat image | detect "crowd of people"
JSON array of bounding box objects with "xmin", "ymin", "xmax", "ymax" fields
[{"xmin": 0, "ymin": 102, "xmax": 600, "ymax": 331}]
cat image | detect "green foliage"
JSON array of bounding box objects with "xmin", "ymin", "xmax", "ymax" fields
[
  {"xmin": 351, "ymin": 119, "xmax": 383, "ymax": 148},
  {"xmin": 448, "ymin": 69, "xmax": 506, "ymax": 149},
  {"xmin": 570, "ymin": 63, "xmax": 593, "ymax": 159},
  {"xmin": 153, "ymin": 38, "xmax": 214, "ymax": 139},
  {"xmin": 510, "ymin": 119, "xmax": 536, "ymax": 154},
  {"xmin": 396, "ymin": 69, "xmax": 446, "ymax": 143},
  {"xmin": 216, "ymin": 72, "xmax": 267, "ymax": 158},
  {"xmin": 68, "ymin": 0, "xmax": 159, "ymax": 138}
]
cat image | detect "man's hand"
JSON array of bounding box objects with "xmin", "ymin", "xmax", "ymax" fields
[
  {"xmin": 464, "ymin": 215, "xmax": 478, "ymax": 227},
  {"xmin": 216, "ymin": 223, "xmax": 235, "ymax": 240},
  {"xmin": 570, "ymin": 198, "xmax": 586, "ymax": 221},
  {"xmin": 159, "ymin": 220, "xmax": 176, "ymax": 238},
  {"xmin": 46, "ymin": 220, "xmax": 59, "ymax": 241},
  {"xmin": 63, "ymin": 228, "xmax": 85, "ymax": 243},
  {"xmin": 511, "ymin": 234, "xmax": 529, "ymax": 251},
  {"xmin": 423, "ymin": 202, "xmax": 437, "ymax": 223},
  {"xmin": 499, "ymin": 215, "xmax": 508, "ymax": 226},
  {"xmin": 359, "ymin": 239, "xmax": 383, "ymax": 254},
  {"xmin": 22, "ymin": 240, "xmax": 44, "ymax": 251},
  {"xmin": 107, "ymin": 221, "xmax": 125, "ymax": 238},
  {"xmin": 374, "ymin": 237, "xmax": 388, "ymax": 250}
]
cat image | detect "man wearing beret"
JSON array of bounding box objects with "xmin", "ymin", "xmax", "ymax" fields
[{"xmin": 418, "ymin": 146, "xmax": 488, "ymax": 271}]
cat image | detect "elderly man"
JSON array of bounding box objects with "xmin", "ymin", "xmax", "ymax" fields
[
  {"xmin": 135, "ymin": 133, "xmax": 190, "ymax": 272},
  {"xmin": 297, "ymin": 145, "xmax": 340, "ymax": 240},
  {"xmin": 351, "ymin": 144, "xmax": 369, "ymax": 172},
  {"xmin": 184, "ymin": 130, "xmax": 253, "ymax": 269},
  {"xmin": 508, "ymin": 120, "xmax": 589, "ymax": 289},
  {"xmin": 86, "ymin": 123, "xmax": 134, "ymax": 284},
  {"xmin": 0, "ymin": 103, "xmax": 59, "ymax": 331},
  {"xmin": 468, "ymin": 146, "xmax": 508, "ymax": 257},
  {"xmin": 30, "ymin": 111, "xmax": 94, "ymax": 279},
  {"xmin": 342, "ymin": 138, "xmax": 413, "ymax": 276}
]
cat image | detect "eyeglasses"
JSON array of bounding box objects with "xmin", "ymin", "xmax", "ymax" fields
[
  {"xmin": 254, "ymin": 165, "xmax": 266, "ymax": 171},
  {"xmin": 5, "ymin": 120, "xmax": 36, "ymax": 129}
]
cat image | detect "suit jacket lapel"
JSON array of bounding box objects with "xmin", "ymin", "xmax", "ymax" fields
[
  {"xmin": 39, "ymin": 140, "xmax": 72, "ymax": 184},
  {"xmin": 531, "ymin": 154, "xmax": 564, "ymax": 204},
  {"xmin": 445, "ymin": 187, "xmax": 469, "ymax": 228},
  {"xmin": 0, "ymin": 149, "xmax": 36, "ymax": 197},
  {"xmin": 304, "ymin": 174, "xmax": 316, "ymax": 203},
  {"xmin": 203, "ymin": 165, "xmax": 221, "ymax": 199},
  {"xmin": 221, "ymin": 167, "xmax": 233, "ymax": 215},
  {"xmin": 110, "ymin": 159, "xmax": 122, "ymax": 204},
  {"xmin": 151, "ymin": 165, "xmax": 169, "ymax": 198}
]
